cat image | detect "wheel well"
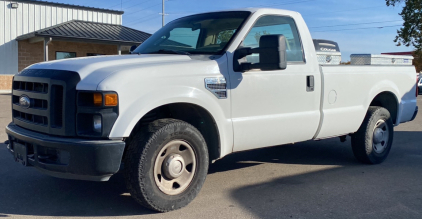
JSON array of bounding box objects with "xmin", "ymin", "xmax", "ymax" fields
[
  {"xmin": 128, "ymin": 103, "xmax": 221, "ymax": 161},
  {"xmin": 369, "ymin": 92, "xmax": 398, "ymax": 124}
]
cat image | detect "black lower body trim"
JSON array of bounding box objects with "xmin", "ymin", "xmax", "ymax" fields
[
  {"xmin": 411, "ymin": 106, "xmax": 418, "ymax": 121},
  {"xmin": 5, "ymin": 123, "xmax": 125, "ymax": 181}
]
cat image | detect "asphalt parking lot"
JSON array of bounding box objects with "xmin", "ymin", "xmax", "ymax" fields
[{"xmin": 1, "ymin": 93, "xmax": 422, "ymax": 219}]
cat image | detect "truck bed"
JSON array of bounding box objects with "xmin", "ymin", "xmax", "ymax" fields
[{"xmin": 315, "ymin": 65, "xmax": 417, "ymax": 139}]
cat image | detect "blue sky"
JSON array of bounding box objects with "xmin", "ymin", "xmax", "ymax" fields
[{"xmin": 55, "ymin": 0, "xmax": 412, "ymax": 61}]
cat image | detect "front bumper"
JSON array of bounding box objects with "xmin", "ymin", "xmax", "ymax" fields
[{"xmin": 5, "ymin": 123, "xmax": 125, "ymax": 181}]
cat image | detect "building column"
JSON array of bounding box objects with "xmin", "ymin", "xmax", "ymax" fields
[
  {"xmin": 118, "ymin": 44, "xmax": 122, "ymax": 55},
  {"xmin": 44, "ymin": 37, "xmax": 52, "ymax": 61}
]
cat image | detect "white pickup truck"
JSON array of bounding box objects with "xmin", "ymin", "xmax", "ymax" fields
[{"xmin": 5, "ymin": 8, "xmax": 418, "ymax": 212}]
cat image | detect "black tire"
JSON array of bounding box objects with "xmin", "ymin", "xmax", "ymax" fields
[
  {"xmin": 351, "ymin": 106, "xmax": 394, "ymax": 164},
  {"xmin": 123, "ymin": 119, "xmax": 209, "ymax": 212}
]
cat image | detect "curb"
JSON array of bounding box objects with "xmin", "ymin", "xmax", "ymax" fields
[{"xmin": 0, "ymin": 90, "xmax": 12, "ymax": 94}]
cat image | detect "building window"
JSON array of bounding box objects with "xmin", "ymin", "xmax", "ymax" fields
[
  {"xmin": 87, "ymin": 53, "xmax": 105, "ymax": 56},
  {"xmin": 56, "ymin": 52, "xmax": 76, "ymax": 60}
]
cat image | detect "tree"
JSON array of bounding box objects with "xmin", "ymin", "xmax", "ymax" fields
[
  {"xmin": 386, "ymin": 0, "xmax": 422, "ymax": 53},
  {"xmin": 217, "ymin": 30, "xmax": 235, "ymax": 44},
  {"xmin": 254, "ymin": 31, "xmax": 271, "ymax": 43},
  {"xmin": 413, "ymin": 52, "xmax": 422, "ymax": 72}
]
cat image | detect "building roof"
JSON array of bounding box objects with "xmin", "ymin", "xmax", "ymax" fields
[
  {"xmin": 16, "ymin": 20, "xmax": 151, "ymax": 45},
  {"xmin": 7, "ymin": 0, "xmax": 124, "ymax": 15}
]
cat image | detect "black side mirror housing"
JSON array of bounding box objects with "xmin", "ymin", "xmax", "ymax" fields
[
  {"xmin": 130, "ymin": 45, "xmax": 137, "ymax": 54},
  {"xmin": 258, "ymin": 34, "xmax": 287, "ymax": 70},
  {"xmin": 233, "ymin": 34, "xmax": 287, "ymax": 72}
]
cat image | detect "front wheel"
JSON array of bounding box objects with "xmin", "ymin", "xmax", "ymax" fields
[
  {"xmin": 124, "ymin": 119, "xmax": 209, "ymax": 212},
  {"xmin": 351, "ymin": 106, "xmax": 394, "ymax": 164}
]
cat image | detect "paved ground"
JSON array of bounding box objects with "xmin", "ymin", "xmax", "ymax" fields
[{"xmin": 1, "ymin": 93, "xmax": 422, "ymax": 219}]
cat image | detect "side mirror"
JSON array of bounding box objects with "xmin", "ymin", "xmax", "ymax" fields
[
  {"xmin": 233, "ymin": 34, "xmax": 287, "ymax": 72},
  {"xmin": 129, "ymin": 45, "xmax": 137, "ymax": 54}
]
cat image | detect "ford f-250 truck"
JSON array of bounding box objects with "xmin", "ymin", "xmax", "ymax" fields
[{"xmin": 5, "ymin": 8, "xmax": 419, "ymax": 212}]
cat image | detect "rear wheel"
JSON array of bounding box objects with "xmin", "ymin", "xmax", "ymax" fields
[
  {"xmin": 124, "ymin": 119, "xmax": 209, "ymax": 212},
  {"xmin": 351, "ymin": 106, "xmax": 394, "ymax": 164}
]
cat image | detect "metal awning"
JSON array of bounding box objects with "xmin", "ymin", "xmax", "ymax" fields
[
  {"xmin": 16, "ymin": 20, "xmax": 151, "ymax": 45},
  {"xmin": 16, "ymin": 20, "xmax": 152, "ymax": 61}
]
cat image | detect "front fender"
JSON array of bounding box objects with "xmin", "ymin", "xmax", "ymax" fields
[{"xmin": 109, "ymin": 85, "xmax": 234, "ymax": 158}]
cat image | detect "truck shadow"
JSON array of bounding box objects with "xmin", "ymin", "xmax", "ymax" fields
[
  {"xmin": 227, "ymin": 131, "xmax": 422, "ymax": 218},
  {"xmin": 0, "ymin": 131, "xmax": 420, "ymax": 217},
  {"xmin": 209, "ymin": 136, "xmax": 358, "ymax": 174},
  {"xmin": 0, "ymin": 143, "xmax": 156, "ymax": 216}
]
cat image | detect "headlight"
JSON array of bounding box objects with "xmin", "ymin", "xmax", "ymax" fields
[
  {"xmin": 93, "ymin": 115, "xmax": 102, "ymax": 133},
  {"xmin": 77, "ymin": 91, "xmax": 119, "ymax": 138}
]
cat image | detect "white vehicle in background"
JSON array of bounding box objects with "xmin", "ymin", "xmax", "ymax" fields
[{"xmin": 5, "ymin": 8, "xmax": 418, "ymax": 212}]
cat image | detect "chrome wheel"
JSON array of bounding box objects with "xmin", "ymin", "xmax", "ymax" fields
[
  {"xmin": 372, "ymin": 119, "xmax": 389, "ymax": 154},
  {"xmin": 154, "ymin": 140, "xmax": 196, "ymax": 195}
]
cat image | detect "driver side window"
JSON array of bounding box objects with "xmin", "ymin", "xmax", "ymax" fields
[{"xmin": 243, "ymin": 15, "xmax": 304, "ymax": 63}]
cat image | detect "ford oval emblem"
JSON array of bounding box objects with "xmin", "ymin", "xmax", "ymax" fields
[{"xmin": 19, "ymin": 95, "xmax": 31, "ymax": 109}]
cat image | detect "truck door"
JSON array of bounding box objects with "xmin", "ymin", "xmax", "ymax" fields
[{"xmin": 229, "ymin": 15, "xmax": 321, "ymax": 152}]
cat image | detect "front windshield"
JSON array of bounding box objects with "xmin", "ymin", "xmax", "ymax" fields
[{"xmin": 133, "ymin": 11, "xmax": 251, "ymax": 55}]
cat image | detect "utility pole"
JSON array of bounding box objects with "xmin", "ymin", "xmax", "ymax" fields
[
  {"xmin": 160, "ymin": 0, "xmax": 168, "ymax": 27},
  {"xmin": 162, "ymin": 0, "xmax": 165, "ymax": 27}
]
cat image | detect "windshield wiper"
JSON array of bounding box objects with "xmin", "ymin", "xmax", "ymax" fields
[{"xmin": 150, "ymin": 49, "xmax": 191, "ymax": 55}]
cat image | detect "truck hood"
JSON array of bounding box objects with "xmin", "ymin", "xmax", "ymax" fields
[
  {"xmin": 26, "ymin": 54, "xmax": 216, "ymax": 90},
  {"xmin": 27, "ymin": 54, "xmax": 192, "ymax": 79}
]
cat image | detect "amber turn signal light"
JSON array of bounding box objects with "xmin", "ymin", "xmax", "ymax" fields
[
  {"xmin": 104, "ymin": 94, "xmax": 118, "ymax": 106},
  {"xmin": 93, "ymin": 93, "xmax": 103, "ymax": 106}
]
